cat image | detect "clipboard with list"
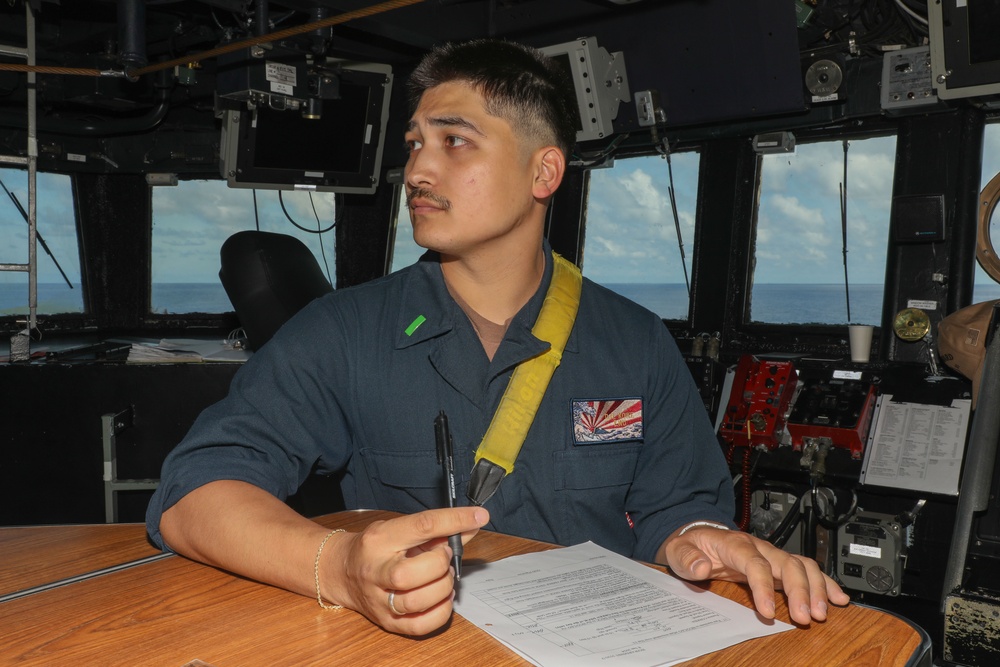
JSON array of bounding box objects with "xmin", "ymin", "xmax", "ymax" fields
[{"xmin": 860, "ymin": 394, "xmax": 971, "ymax": 496}]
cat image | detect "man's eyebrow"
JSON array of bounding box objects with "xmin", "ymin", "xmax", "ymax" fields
[{"xmin": 406, "ymin": 115, "xmax": 486, "ymax": 136}]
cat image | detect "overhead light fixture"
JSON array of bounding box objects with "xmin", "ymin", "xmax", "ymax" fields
[
  {"xmin": 752, "ymin": 132, "xmax": 795, "ymax": 155},
  {"xmin": 145, "ymin": 173, "xmax": 178, "ymax": 186}
]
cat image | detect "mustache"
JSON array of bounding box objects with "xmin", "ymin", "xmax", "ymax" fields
[{"xmin": 406, "ymin": 188, "xmax": 451, "ymax": 210}]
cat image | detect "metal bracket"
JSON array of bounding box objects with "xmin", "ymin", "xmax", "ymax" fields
[{"xmin": 102, "ymin": 406, "xmax": 159, "ymax": 523}]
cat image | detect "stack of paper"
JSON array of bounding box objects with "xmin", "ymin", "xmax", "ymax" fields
[
  {"xmin": 125, "ymin": 338, "xmax": 250, "ymax": 364},
  {"xmin": 454, "ymin": 542, "xmax": 791, "ymax": 667}
]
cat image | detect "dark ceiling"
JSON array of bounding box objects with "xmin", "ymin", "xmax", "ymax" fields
[
  {"xmin": 0, "ymin": 1, "xmax": 652, "ymax": 141},
  {"xmin": 0, "ymin": 0, "xmax": 647, "ymax": 72},
  {"xmin": 0, "ymin": 0, "xmax": 929, "ymax": 174}
]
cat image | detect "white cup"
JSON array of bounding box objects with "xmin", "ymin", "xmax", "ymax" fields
[{"xmin": 848, "ymin": 324, "xmax": 874, "ymax": 363}]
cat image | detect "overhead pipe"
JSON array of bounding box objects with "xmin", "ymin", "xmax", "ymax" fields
[
  {"xmin": 256, "ymin": 0, "xmax": 269, "ymax": 37},
  {"xmin": 118, "ymin": 0, "xmax": 148, "ymax": 73},
  {"xmin": 0, "ymin": 71, "xmax": 172, "ymax": 136}
]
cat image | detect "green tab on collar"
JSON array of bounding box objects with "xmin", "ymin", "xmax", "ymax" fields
[{"xmin": 404, "ymin": 314, "xmax": 427, "ymax": 336}]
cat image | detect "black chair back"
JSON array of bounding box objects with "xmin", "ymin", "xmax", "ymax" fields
[{"xmin": 219, "ymin": 230, "xmax": 333, "ymax": 350}]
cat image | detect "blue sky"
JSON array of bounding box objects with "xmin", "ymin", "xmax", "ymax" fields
[
  {"xmin": 755, "ymin": 135, "xmax": 897, "ymax": 285},
  {"xmin": 0, "ymin": 170, "xmax": 81, "ymax": 287}
]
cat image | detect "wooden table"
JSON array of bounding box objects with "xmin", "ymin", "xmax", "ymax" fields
[
  {"xmin": 0, "ymin": 523, "xmax": 162, "ymax": 599},
  {"xmin": 0, "ymin": 510, "xmax": 930, "ymax": 666}
]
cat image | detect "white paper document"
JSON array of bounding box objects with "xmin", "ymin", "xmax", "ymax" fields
[
  {"xmin": 453, "ymin": 542, "xmax": 792, "ymax": 667},
  {"xmin": 860, "ymin": 394, "xmax": 970, "ymax": 495}
]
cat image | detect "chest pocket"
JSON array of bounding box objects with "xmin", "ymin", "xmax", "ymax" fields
[
  {"xmin": 554, "ymin": 445, "xmax": 642, "ymax": 490},
  {"xmin": 361, "ymin": 448, "xmax": 444, "ymax": 512},
  {"xmin": 360, "ymin": 445, "xmax": 476, "ymax": 513}
]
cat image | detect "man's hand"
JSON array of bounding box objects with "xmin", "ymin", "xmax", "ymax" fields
[
  {"xmin": 660, "ymin": 525, "xmax": 850, "ymax": 625},
  {"xmin": 160, "ymin": 482, "xmax": 490, "ymax": 637},
  {"xmin": 322, "ymin": 507, "xmax": 490, "ymax": 636}
]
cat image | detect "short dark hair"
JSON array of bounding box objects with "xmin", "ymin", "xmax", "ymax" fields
[{"xmin": 407, "ymin": 39, "xmax": 577, "ymax": 158}]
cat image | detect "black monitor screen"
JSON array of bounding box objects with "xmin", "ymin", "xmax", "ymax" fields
[
  {"xmin": 251, "ymin": 82, "xmax": 369, "ymax": 174},
  {"xmin": 969, "ymin": 0, "xmax": 1000, "ymax": 65},
  {"xmin": 223, "ymin": 64, "xmax": 392, "ymax": 194}
]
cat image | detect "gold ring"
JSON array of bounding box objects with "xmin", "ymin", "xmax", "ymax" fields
[{"xmin": 388, "ymin": 590, "xmax": 403, "ymax": 615}]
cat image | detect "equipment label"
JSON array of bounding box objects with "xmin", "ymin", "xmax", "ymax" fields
[
  {"xmin": 849, "ymin": 543, "xmax": 882, "ymax": 558},
  {"xmin": 266, "ymin": 61, "xmax": 297, "ymax": 95}
]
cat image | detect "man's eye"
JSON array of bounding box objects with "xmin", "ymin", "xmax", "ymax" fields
[
  {"xmin": 445, "ymin": 136, "xmax": 468, "ymax": 147},
  {"xmin": 406, "ymin": 139, "xmax": 422, "ymax": 152}
]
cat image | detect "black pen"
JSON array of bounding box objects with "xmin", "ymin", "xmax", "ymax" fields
[{"xmin": 434, "ymin": 410, "xmax": 463, "ymax": 582}]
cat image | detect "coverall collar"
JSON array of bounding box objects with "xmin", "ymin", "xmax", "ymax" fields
[{"xmin": 393, "ymin": 242, "xmax": 578, "ymax": 402}]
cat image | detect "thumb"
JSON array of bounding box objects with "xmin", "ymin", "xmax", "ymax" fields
[{"xmin": 667, "ymin": 540, "xmax": 714, "ymax": 582}]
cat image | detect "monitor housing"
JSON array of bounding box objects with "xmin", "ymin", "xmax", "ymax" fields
[
  {"xmin": 540, "ymin": 37, "xmax": 630, "ymax": 143},
  {"xmin": 219, "ymin": 60, "xmax": 393, "ymax": 194},
  {"xmin": 929, "ymin": 0, "xmax": 1000, "ymax": 101}
]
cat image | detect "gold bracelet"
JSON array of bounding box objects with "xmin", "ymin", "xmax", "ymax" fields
[{"xmin": 314, "ymin": 529, "xmax": 346, "ymax": 610}]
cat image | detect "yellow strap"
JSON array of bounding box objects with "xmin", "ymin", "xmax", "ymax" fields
[{"xmin": 473, "ymin": 252, "xmax": 582, "ymax": 474}]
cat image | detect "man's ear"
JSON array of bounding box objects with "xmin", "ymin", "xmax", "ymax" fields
[{"xmin": 532, "ymin": 147, "xmax": 566, "ymax": 199}]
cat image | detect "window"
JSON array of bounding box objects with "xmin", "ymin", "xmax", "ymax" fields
[
  {"xmin": 973, "ymin": 121, "xmax": 1000, "ymax": 304},
  {"xmin": 0, "ymin": 168, "xmax": 82, "ymax": 316},
  {"xmin": 151, "ymin": 181, "xmax": 336, "ymax": 314},
  {"xmin": 583, "ymin": 152, "xmax": 700, "ymax": 320},
  {"xmin": 389, "ymin": 185, "xmax": 425, "ymax": 272},
  {"xmin": 751, "ymin": 136, "xmax": 896, "ymax": 325}
]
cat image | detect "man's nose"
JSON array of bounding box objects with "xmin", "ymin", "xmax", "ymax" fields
[{"xmin": 405, "ymin": 145, "xmax": 437, "ymax": 188}]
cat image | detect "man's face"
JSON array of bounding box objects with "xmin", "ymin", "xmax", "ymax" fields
[{"xmin": 403, "ymin": 81, "xmax": 541, "ymax": 259}]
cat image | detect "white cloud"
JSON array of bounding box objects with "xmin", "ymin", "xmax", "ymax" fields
[{"xmin": 584, "ymin": 154, "xmax": 697, "ymax": 283}]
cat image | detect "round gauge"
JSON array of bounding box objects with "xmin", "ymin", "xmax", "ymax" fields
[
  {"xmin": 805, "ymin": 59, "xmax": 843, "ymax": 97},
  {"xmin": 893, "ymin": 308, "xmax": 930, "ymax": 341}
]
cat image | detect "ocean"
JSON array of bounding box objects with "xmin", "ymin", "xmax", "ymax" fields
[
  {"xmin": 602, "ymin": 282, "xmax": 1000, "ymax": 325},
  {"xmin": 4, "ymin": 282, "xmax": 1000, "ymax": 326}
]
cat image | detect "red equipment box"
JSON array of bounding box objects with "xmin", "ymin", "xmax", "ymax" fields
[{"xmin": 718, "ymin": 355, "xmax": 797, "ymax": 450}]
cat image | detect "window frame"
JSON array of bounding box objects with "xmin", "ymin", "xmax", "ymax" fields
[
  {"xmin": 579, "ymin": 147, "xmax": 702, "ymax": 324},
  {"xmin": 718, "ymin": 123, "xmax": 901, "ymax": 357},
  {"xmin": 745, "ymin": 132, "xmax": 897, "ymax": 329},
  {"xmin": 0, "ymin": 167, "xmax": 89, "ymax": 332},
  {"xmin": 147, "ymin": 177, "xmax": 337, "ymax": 322}
]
